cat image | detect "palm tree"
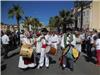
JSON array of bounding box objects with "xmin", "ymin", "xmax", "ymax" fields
[
  {"xmin": 22, "ymin": 16, "xmax": 43, "ymax": 31},
  {"xmin": 23, "ymin": 16, "xmax": 32, "ymax": 29},
  {"xmin": 8, "ymin": 4, "xmax": 24, "ymax": 41},
  {"xmin": 59, "ymin": 9, "xmax": 74, "ymax": 33},
  {"xmin": 48, "ymin": 16, "xmax": 60, "ymax": 31},
  {"xmin": 48, "ymin": 9, "xmax": 74, "ymax": 32}
]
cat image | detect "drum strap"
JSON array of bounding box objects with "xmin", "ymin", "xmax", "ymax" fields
[
  {"xmin": 63, "ymin": 46, "xmax": 70, "ymax": 56},
  {"xmin": 64, "ymin": 33, "xmax": 67, "ymax": 48}
]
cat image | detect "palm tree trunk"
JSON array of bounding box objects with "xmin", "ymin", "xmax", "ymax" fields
[
  {"xmin": 75, "ymin": 15, "xmax": 78, "ymax": 30},
  {"xmin": 63, "ymin": 24, "xmax": 66, "ymax": 33},
  {"xmin": 80, "ymin": 4, "xmax": 83, "ymax": 30},
  {"xmin": 17, "ymin": 19, "xmax": 20, "ymax": 45}
]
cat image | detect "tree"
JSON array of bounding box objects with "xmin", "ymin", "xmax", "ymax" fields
[
  {"xmin": 74, "ymin": 1, "xmax": 91, "ymax": 30},
  {"xmin": 8, "ymin": 4, "xmax": 24, "ymax": 43},
  {"xmin": 48, "ymin": 9, "xmax": 74, "ymax": 33},
  {"xmin": 48, "ymin": 16, "xmax": 60, "ymax": 31},
  {"xmin": 59, "ymin": 9, "xmax": 74, "ymax": 33},
  {"xmin": 22, "ymin": 16, "xmax": 43, "ymax": 31}
]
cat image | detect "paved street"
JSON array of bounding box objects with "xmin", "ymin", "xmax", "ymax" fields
[{"xmin": 1, "ymin": 50, "xmax": 100, "ymax": 75}]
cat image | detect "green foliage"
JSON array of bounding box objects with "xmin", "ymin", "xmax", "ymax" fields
[{"xmin": 48, "ymin": 9, "xmax": 74, "ymax": 32}]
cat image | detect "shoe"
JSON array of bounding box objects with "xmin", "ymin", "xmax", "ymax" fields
[
  {"xmin": 46, "ymin": 67, "xmax": 49, "ymax": 69},
  {"xmin": 28, "ymin": 63, "xmax": 36, "ymax": 68},
  {"xmin": 62, "ymin": 67, "xmax": 65, "ymax": 70},
  {"xmin": 37, "ymin": 65, "xmax": 43, "ymax": 69},
  {"xmin": 70, "ymin": 68, "xmax": 74, "ymax": 71},
  {"xmin": 18, "ymin": 65, "xmax": 28, "ymax": 70}
]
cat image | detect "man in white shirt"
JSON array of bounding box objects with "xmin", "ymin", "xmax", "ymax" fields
[
  {"xmin": 37, "ymin": 32, "xmax": 49, "ymax": 69},
  {"xmin": 1, "ymin": 32, "xmax": 10, "ymax": 58},
  {"xmin": 50, "ymin": 32, "xmax": 59, "ymax": 50}
]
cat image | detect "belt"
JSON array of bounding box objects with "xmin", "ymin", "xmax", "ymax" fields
[{"xmin": 52, "ymin": 41, "xmax": 57, "ymax": 43}]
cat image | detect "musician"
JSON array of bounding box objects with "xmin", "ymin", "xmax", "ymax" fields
[
  {"xmin": 18, "ymin": 32, "xmax": 36, "ymax": 69},
  {"xmin": 60, "ymin": 30, "xmax": 76, "ymax": 71},
  {"xmin": 35, "ymin": 32, "xmax": 42, "ymax": 54},
  {"xmin": 50, "ymin": 31, "xmax": 59, "ymax": 50},
  {"xmin": 37, "ymin": 31, "xmax": 49, "ymax": 69}
]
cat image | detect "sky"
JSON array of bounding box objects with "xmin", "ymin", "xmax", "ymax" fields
[{"xmin": 1, "ymin": 1, "xmax": 74, "ymax": 25}]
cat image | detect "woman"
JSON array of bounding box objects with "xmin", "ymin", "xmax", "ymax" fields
[
  {"xmin": 95, "ymin": 32, "xmax": 100, "ymax": 66},
  {"xmin": 18, "ymin": 31, "xmax": 36, "ymax": 69}
]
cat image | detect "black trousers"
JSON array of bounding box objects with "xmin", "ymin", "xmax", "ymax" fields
[
  {"xmin": 2, "ymin": 44, "xmax": 9, "ymax": 58},
  {"xmin": 87, "ymin": 44, "xmax": 92, "ymax": 58},
  {"xmin": 81, "ymin": 40, "xmax": 86, "ymax": 52}
]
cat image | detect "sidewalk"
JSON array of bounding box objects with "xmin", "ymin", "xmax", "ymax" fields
[{"xmin": 7, "ymin": 47, "xmax": 20, "ymax": 57}]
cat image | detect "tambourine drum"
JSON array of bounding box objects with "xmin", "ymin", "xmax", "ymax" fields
[
  {"xmin": 49, "ymin": 47, "xmax": 56, "ymax": 55},
  {"xmin": 20, "ymin": 44, "xmax": 33, "ymax": 58},
  {"xmin": 45, "ymin": 46, "xmax": 50, "ymax": 53}
]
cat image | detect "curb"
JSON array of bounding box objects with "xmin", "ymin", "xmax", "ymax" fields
[{"xmin": 7, "ymin": 47, "xmax": 20, "ymax": 57}]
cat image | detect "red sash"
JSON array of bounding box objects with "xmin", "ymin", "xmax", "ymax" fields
[{"xmin": 42, "ymin": 44, "xmax": 46, "ymax": 48}]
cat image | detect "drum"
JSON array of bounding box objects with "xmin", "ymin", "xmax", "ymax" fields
[
  {"xmin": 45, "ymin": 46, "xmax": 50, "ymax": 53},
  {"xmin": 20, "ymin": 44, "xmax": 33, "ymax": 58},
  {"xmin": 49, "ymin": 47, "xmax": 56, "ymax": 55}
]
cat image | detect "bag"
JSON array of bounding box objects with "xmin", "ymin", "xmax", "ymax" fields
[
  {"xmin": 72, "ymin": 48, "xmax": 79, "ymax": 59},
  {"xmin": 20, "ymin": 44, "xmax": 33, "ymax": 58}
]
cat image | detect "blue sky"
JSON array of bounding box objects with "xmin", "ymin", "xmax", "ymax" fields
[{"xmin": 1, "ymin": 1, "xmax": 74, "ymax": 25}]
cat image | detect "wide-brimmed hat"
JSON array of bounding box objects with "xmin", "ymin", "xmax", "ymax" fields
[{"xmin": 41, "ymin": 28, "xmax": 48, "ymax": 32}]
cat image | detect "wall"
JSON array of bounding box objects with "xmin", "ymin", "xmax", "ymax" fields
[{"xmin": 89, "ymin": 1, "xmax": 100, "ymax": 32}]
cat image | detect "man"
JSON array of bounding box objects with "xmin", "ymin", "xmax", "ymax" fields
[
  {"xmin": 35, "ymin": 32, "xmax": 42, "ymax": 54},
  {"xmin": 37, "ymin": 31, "xmax": 49, "ymax": 69},
  {"xmin": 1, "ymin": 32, "xmax": 10, "ymax": 58},
  {"xmin": 80, "ymin": 30, "xmax": 86, "ymax": 53},
  {"xmin": 50, "ymin": 31, "xmax": 59, "ymax": 50},
  {"xmin": 18, "ymin": 32, "xmax": 36, "ymax": 69},
  {"xmin": 60, "ymin": 30, "xmax": 76, "ymax": 71}
]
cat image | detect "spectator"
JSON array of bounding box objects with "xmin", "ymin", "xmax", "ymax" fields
[
  {"xmin": 1, "ymin": 32, "xmax": 10, "ymax": 59},
  {"xmin": 95, "ymin": 32, "xmax": 100, "ymax": 66}
]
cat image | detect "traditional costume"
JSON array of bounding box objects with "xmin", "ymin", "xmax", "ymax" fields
[
  {"xmin": 37, "ymin": 34, "xmax": 49, "ymax": 69},
  {"xmin": 60, "ymin": 33, "xmax": 76, "ymax": 71},
  {"xmin": 18, "ymin": 36, "xmax": 36, "ymax": 69},
  {"xmin": 50, "ymin": 34, "xmax": 59, "ymax": 50}
]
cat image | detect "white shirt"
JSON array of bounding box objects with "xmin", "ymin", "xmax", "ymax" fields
[
  {"xmin": 35, "ymin": 35, "xmax": 42, "ymax": 53},
  {"xmin": 67, "ymin": 34, "xmax": 76, "ymax": 46},
  {"xmin": 21, "ymin": 37, "xmax": 31, "ymax": 45},
  {"xmin": 96, "ymin": 39, "xmax": 100, "ymax": 50},
  {"xmin": 76, "ymin": 36, "xmax": 82, "ymax": 52},
  {"xmin": 51, "ymin": 35, "xmax": 59, "ymax": 44},
  {"xmin": 91, "ymin": 34, "xmax": 96, "ymax": 44},
  {"xmin": 61, "ymin": 34, "xmax": 65, "ymax": 48},
  {"xmin": 1, "ymin": 34, "xmax": 9, "ymax": 44},
  {"xmin": 80, "ymin": 33, "xmax": 85, "ymax": 41},
  {"xmin": 20, "ymin": 34, "xmax": 26, "ymax": 42}
]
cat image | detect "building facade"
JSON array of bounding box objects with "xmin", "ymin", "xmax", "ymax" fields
[
  {"xmin": 89, "ymin": 1, "xmax": 100, "ymax": 31},
  {"xmin": 74, "ymin": 1, "xmax": 100, "ymax": 32}
]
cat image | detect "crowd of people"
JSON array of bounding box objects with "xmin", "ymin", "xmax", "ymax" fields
[
  {"xmin": 1, "ymin": 29, "xmax": 20, "ymax": 58},
  {"xmin": 17, "ymin": 28, "xmax": 100, "ymax": 71},
  {"xmin": 1, "ymin": 27, "xmax": 100, "ymax": 71}
]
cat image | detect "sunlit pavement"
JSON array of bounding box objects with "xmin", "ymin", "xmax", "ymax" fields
[{"xmin": 1, "ymin": 49, "xmax": 100, "ymax": 75}]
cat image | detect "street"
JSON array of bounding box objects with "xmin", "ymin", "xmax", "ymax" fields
[
  {"xmin": 1, "ymin": 50, "xmax": 100, "ymax": 75},
  {"xmin": 1, "ymin": 1, "xmax": 100, "ymax": 75}
]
